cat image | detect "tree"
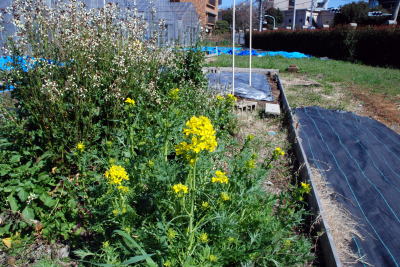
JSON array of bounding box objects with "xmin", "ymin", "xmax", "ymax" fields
[
  {"xmin": 265, "ymin": 8, "xmax": 283, "ymax": 24},
  {"xmin": 215, "ymin": 20, "xmax": 230, "ymax": 34},
  {"xmin": 334, "ymin": 1, "xmax": 388, "ymax": 25},
  {"xmin": 220, "ymin": 9, "xmax": 233, "ymax": 26}
]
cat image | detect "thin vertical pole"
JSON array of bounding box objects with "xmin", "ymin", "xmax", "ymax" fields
[
  {"xmin": 292, "ymin": 0, "xmax": 296, "ymax": 30},
  {"xmin": 232, "ymin": 0, "xmax": 236, "ymax": 95},
  {"xmin": 249, "ymin": 0, "xmax": 252, "ymax": 86}
]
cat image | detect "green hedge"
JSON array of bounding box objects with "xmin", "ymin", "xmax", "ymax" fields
[{"xmin": 246, "ymin": 26, "xmax": 400, "ymax": 68}]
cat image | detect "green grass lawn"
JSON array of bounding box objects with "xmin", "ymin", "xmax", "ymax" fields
[{"xmin": 206, "ymin": 55, "xmax": 400, "ymax": 100}]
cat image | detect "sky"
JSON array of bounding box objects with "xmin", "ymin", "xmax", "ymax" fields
[{"xmin": 219, "ymin": 0, "xmax": 368, "ymax": 9}]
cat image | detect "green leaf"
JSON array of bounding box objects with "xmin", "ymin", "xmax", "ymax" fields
[
  {"xmin": 73, "ymin": 249, "xmax": 96, "ymax": 259},
  {"xmin": 18, "ymin": 189, "xmax": 29, "ymax": 202},
  {"xmin": 39, "ymin": 193, "xmax": 57, "ymax": 207},
  {"xmin": 0, "ymin": 164, "xmax": 11, "ymax": 176},
  {"xmin": 7, "ymin": 195, "xmax": 18, "ymax": 211},
  {"xmin": 114, "ymin": 230, "xmax": 157, "ymax": 267},
  {"xmin": 22, "ymin": 206, "xmax": 35, "ymax": 221},
  {"xmin": 10, "ymin": 154, "xmax": 21, "ymax": 163},
  {"xmin": 122, "ymin": 254, "xmax": 155, "ymax": 265}
]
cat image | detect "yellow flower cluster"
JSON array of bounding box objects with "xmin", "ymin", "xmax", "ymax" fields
[
  {"xmin": 125, "ymin": 97, "xmax": 135, "ymax": 106},
  {"xmin": 211, "ymin": 170, "xmax": 229, "ymax": 184},
  {"xmin": 76, "ymin": 142, "xmax": 85, "ymax": 152},
  {"xmin": 274, "ymin": 147, "xmax": 285, "ymax": 157},
  {"xmin": 209, "ymin": 255, "xmax": 218, "ymax": 262},
  {"xmin": 245, "ymin": 159, "xmax": 256, "ymax": 169},
  {"xmin": 216, "ymin": 95, "xmax": 224, "ymax": 101},
  {"xmin": 175, "ymin": 116, "xmax": 217, "ymax": 163},
  {"xmin": 112, "ymin": 207, "xmax": 127, "ymax": 216},
  {"xmin": 104, "ymin": 165, "xmax": 129, "ymax": 187},
  {"xmin": 220, "ymin": 192, "xmax": 230, "ymax": 201},
  {"xmin": 199, "ymin": 233, "xmax": 209, "ymax": 243},
  {"xmin": 169, "ymin": 88, "xmax": 180, "ymax": 100},
  {"xmin": 301, "ymin": 182, "xmax": 311, "ymax": 194},
  {"xmin": 172, "ymin": 183, "xmax": 188, "ymax": 196},
  {"xmin": 227, "ymin": 93, "xmax": 237, "ymax": 102},
  {"xmin": 201, "ymin": 201, "xmax": 209, "ymax": 209},
  {"xmin": 167, "ymin": 228, "xmax": 177, "ymax": 240}
]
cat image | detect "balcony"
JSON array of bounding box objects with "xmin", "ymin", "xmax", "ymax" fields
[
  {"xmin": 208, "ymin": 0, "xmax": 216, "ymax": 6},
  {"xmin": 207, "ymin": 13, "xmax": 217, "ymax": 25}
]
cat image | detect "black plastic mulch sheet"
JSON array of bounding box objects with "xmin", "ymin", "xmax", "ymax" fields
[
  {"xmin": 207, "ymin": 72, "xmax": 274, "ymax": 101},
  {"xmin": 294, "ymin": 106, "xmax": 400, "ymax": 267}
]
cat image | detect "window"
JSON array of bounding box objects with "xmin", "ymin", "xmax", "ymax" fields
[{"xmin": 289, "ymin": 19, "xmax": 292, "ymax": 23}]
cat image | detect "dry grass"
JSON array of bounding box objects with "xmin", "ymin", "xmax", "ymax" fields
[
  {"xmin": 234, "ymin": 106, "xmax": 293, "ymax": 194},
  {"xmin": 310, "ymin": 168, "xmax": 369, "ymax": 266}
]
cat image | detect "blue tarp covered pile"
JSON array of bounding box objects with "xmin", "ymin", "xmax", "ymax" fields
[
  {"xmin": 201, "ymin": 46, "xmax": 310, "ymax": 58},
  {"xmin": 295, "ymin": 106, "xmax": 400, "ymax": 267}
]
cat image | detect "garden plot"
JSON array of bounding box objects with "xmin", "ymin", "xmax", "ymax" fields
[{"xmin": 294, "ymin": 106, "xmax": 400, "ymax": 267}]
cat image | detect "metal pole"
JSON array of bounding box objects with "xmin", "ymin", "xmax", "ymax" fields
[
  {"xmin": 292, "ymin": 0, "xmax": 296, "ymax": 30},
  {"xmin": 258, "ymin": 0, "xmax": 263, "ymax": 31},
  {"xmin": 393, "ymin": 0, "xmax": 400, "ymax": 22},
  {"xmin": 232, "ymin": 0, "xmax": 236, "ymax": 95},
  {"xmin": 249, "ymin": 0, "xmax": 252, "ymax": 86}
]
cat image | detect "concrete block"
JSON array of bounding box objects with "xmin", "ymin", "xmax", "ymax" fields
[
  {"xmin": 236, "ymin": 101, "xmax": 257, "ymax": 112},
  {"xmin": 265, "ymin": 103, "xmax": 281, "ymax": 115}
]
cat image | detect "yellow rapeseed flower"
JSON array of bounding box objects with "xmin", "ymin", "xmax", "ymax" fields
[
  {"xmin": 175, "ymin": 116, "xmax": 218, "ymax": 162},
  {"xmin": 117, "ymin": 185, "xmax": 129, "ymax": 193},
  {"xmin": 211, "ymin": 170, "xmax": 229, "ymax": 184},
  {"xmin": 301, "ymin": 182, "xmax": 311, "ymax": 194},
  {"xmin": 209, "ymin": 255, "xmax": 218, "ymax": 262},
  {"xmin": 125, "ymin": 97, "xmax": 136, "ymax": 106},
  {"xmin": 227, "ymin": 93, "xmax": 237, "ymax": 102},
  {"xmin": 102, "ymin": 241, "xmax": 110, "ymax": 249},
  {"xmin": 76, "ymin": 142, "xmax": 85, "ymax": 152},
  {"xmin": 201, "ymin": 201, "xmax": 209, "ymax": 209},
  {"xmin": 104, "ymin": 165, "xmax": 129, "ymax": 186},
  {"xmin": 167, "ymin": 228, "xmax": 177, "ymax": 240},
  {"xmin": 172, "ymin": 183, "xmax": 189, "ymax": 196},
  {"xmin": 199, "ymin": 233, "xmax": 209, "ymax": 243},
  {"xmin": 220, "ymin": 192, "xmax": 230, "ymax": 201},
  {"xmin": 216, "ymin": 95, "xmax": 224, "ymax": 101},
  {"xmin": 169, "ymin": 88, "xmax": 180, "ymax": 100},
  {"xmin": 2, "ymin": 237, "xmax": 12, "ymax": 248},
  {"xmin": 274, "ymin": 147, "xmax": 285, "ymax": 157},
  {"xmin": 246, "ymin": 159, "xmax": 256, "ymax": 169}
]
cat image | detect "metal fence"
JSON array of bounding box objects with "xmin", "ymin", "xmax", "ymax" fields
[{"xmin": 0, "ymin": 0, "xmax": 200, "ymax": 52}]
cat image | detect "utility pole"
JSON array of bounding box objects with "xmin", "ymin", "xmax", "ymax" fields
[
  {"xmin": 292, "ymin": 0, "xmax": 296, "ymax": 30},
  {"xmin": 232, "ymin": 0, "xmax": 236, "ymax": 95},
  {"xmin": 250, "ymin": 0, "xmax": 252, "ymax": 86},
  {"xmin": 309, "ymin": 0, "xmax": 315, "ymax": 28},
  {"xmin": 393, "ymin": 0, "xmax": 400, "ymax": 23},
  {"xmin": 258, "ymin": 0, "xmax": 263, "ymax": 31}
]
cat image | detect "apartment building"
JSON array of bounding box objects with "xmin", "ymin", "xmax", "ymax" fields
[{"xmin": 171, "ymin": 0, "xmax": 221, "ymax": 31}]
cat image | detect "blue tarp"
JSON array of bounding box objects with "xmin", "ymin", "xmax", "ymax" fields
[
  {"xmin": 0, "ymin": 56, "xmax": 65, "ymax": 91},
  {"xmin": 201, "ymin": 46, "xmax": 310, "ymax": 58}
]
